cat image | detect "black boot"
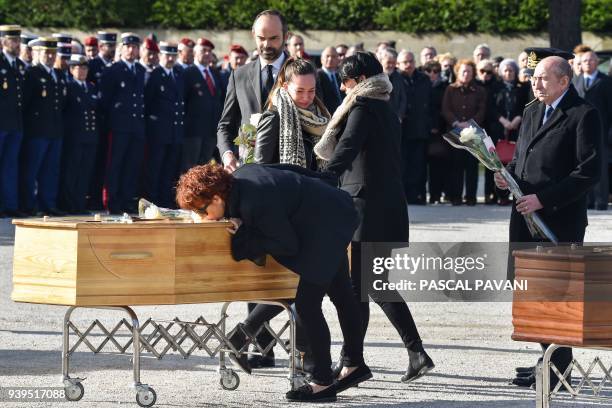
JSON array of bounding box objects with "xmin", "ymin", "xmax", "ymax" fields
[
  {"xmin": 401, "ymin": 349, "xmax": 435, "ymax": 383},
  {"xmin": 227, "ymin": 323, "xmax": 252, "ymax": 374}
]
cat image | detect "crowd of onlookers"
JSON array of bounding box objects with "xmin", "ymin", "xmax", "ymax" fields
[{"xmin": 0, "ymin": 24, "xmax": 610, "ymax": 217}]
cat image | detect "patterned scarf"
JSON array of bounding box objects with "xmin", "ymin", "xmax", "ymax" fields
[
  {"xmin": 272, "ymin": 88, "xmax": 330, "ymax": 167},
  {"xmin": 314, "ymin": 73, "xmax": 392, "ymax": 161}
]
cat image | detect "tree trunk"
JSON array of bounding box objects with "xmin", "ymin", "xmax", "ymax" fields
[{"xmin": 548, "ymin": 0, "xmax": 582, "ymax": 51}]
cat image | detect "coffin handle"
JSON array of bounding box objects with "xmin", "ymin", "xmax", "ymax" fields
[{"xmin": 109, "ymin": 251, "xmax": 153, "ymax": 260}]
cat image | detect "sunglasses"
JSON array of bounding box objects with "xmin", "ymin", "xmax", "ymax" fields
[
  {"xmin": 425, "ymin": 69, "xmax": 441, "ymax": 74},
  {"xmin": 479, "ymin": 69, "xmax": 493, "ymax": 75}
]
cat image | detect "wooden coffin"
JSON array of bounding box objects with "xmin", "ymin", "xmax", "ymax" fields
[
  {"xmin": 12, "ymin": 217, "xmax": 298, "ymax": 306},
  {"xmin": 512, "ymin": 246, "xmax": 612, "ymax": 347}
]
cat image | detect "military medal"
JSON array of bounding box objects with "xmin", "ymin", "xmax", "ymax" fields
[
  {"xmin": 42, "ymin": 88, "xmax": 47, "ymax": 97},
  {"xmin": 121, "ymin": 81, "xmax": 125, "ymax": 88},
  {"xmin": 3, "ymin": 81, "xmax": 7, "ymax": 90}
]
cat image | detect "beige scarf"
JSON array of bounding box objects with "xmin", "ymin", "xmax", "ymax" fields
[{"xmin": 314, "ymin": 73, "xmax": 392, "ymax": 161}]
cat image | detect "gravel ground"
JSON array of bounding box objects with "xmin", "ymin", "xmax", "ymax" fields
[{"xmin": 1, "ymin": 205, "xmax": 611, "ymax": 408}]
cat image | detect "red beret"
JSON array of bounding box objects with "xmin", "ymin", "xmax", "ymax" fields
[
  {"xmin": 229, "ymin": 44, "xmax": 248, "ymax": 56},
  {"xmin": 143, "ymin": 38, "xmax": 159, "ymax": 53},
  {"xmin": 84, "ymin": 36, "xmax": 98, "ymax": 47},
  {"xmin": 180, "ymin": 37, "xmax": 195, "ymax": 48},
  {"xmin": 196, "ymin": 38, "xmax": 215, "ymax": 49}
]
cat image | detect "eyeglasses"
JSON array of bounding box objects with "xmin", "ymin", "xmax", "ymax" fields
[{"xmin": 425, "ymin": 69, "xmax": 441, "ymax": 74}]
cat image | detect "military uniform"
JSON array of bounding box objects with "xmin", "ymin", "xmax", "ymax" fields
[
  {"xmin": 20, "ymin": 37, "xmax": 67, "ymax": 214},
  {"xmin": 0, "ymin": 25, "xmax": 27, "ymax": 215},
  {"xmin": 99, "ymin": 33, "xmax": 145, "ymax": 213},
  {"xmin": 59, "ymin": 55, "xmax": 99, "ymax": 213},
  {"xmin": 86, "ymin": 32, "xmax": 116, "ymax": 210},
  {"xmin": 144, "ymin": 42, "xmax": 184, "ymax": 207}
]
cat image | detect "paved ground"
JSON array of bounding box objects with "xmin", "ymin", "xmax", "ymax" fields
[{"xmin": 1, "ymin": 205, "xmax": 611, "ymax": 407}]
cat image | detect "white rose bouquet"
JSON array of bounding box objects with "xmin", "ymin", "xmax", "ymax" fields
[
  {"xmin": 443, "ymin": 120, "xmax": 558, "ymax": 243},
  {"xmin": 233, "ymin": 113, "xmax": 262, "ymax": 165}
]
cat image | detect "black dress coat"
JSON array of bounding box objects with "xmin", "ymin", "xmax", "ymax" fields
[
  {"xmin": 315, "ymin": 69, "xmax": 343, "ymax": 115},
  {"xmin": 254, "ymin": 108, "xmax": 317, "ymax": 170},
  {"xmin": 324, "ymin": 96, "xmax": 409, "ymax": 243},
  {"xmin": 227, "ymin": 164, "xmax": 358, "ymax": 287},
  {"xmin": 506, "ymin": 85, "xmax": 601, "ymax": 242}
]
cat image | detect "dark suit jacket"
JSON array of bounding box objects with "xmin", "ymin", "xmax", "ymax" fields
[
  {"xmin": 99, "ymin": 60, "xmax": 146, "ymax": 137},
  {"xmin": 63, "ymin": 80, "xmax": 99, "ymax": 145},
  {"xmin": 388, "ymin": 70, "xmax": 407, "ymax": 121},
  {"xmin": 401, "ymin": 70, "xmax": 432, "ymax": 140},
  {"xmin": 183, "ymin": 65, "xmax": 224, "ymax": 143},
  {"xmin": 227, "ymin": 164, "xmax": 358, "ymax": 286},
  {"xmin": 315, "ymin": 69, "xmax": 343, "ymax": 115},
  {"xmin": 22, "ymin": 64, "xmax": 67, "ymax": 139},
  {"xmin": 254, "ymin": 108, "xmax": 317, "ymax": 170},
  {"xmin": 573, "ymin": 71, "xmax": 612, "ymax": 160},
  {"xmin": 506, "ymin": 85, "xmax": 601, "ymax": 242},
  {"xmin": 0, "ymin": 52, "xmax": 26, "ymax": 132},
  {"xmin": 145, "ymin": 66, "xmax": 185, "ymax": 144},
  {"xmin": 324, "ymin": 97, "xmax": 408, "ymax": 243},
  {"xmin": 217, "ymin": 55, "xmax": 287, "ymax": 157}
]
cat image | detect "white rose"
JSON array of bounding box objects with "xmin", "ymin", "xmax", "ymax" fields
[
  {"xmin": 459, "ymin": 126, "xmax": 478, "ymax": 143},
  {"xmin": 144, "ymin": 205, "xmax": 162, "ymax": 219},
  {"xmin": 249, "ymin": 113, "xmax": 262, "ymax": 127}
]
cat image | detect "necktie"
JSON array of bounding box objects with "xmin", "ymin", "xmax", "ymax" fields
[
  {"xmin": 585, "ymin": 76, "xmax": 591, "ymax": 89},
  {"xmin": 262, "ymin": 64, "xmax": 274, "ymax": 107},
  {"xmin": 204, "ymin": 69, "xmax": 216, "ymax": 96},
  {"xmin": 83, "ymin": 82, "xmax": 87, "ymax": 93},
  {"xmin": 132, "ymin": 65, "xmax": 136, "ymax": 76},
  {"xmin": 11, "ymin": 60, "xmax": 16, "ymax": 71},
  {"xmin": 543, "ymin": 106, "xmax": 554, "ymax": 124},
  {"xmin": 330, "ymin": 72, "xmax": 341, "ymax": 99}
]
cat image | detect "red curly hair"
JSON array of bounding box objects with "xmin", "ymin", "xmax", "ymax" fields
[{"xmin": 175, "ymin": 164, "xmax": 234, "ymax": 210}]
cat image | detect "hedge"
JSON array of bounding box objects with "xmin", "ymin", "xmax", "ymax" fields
[{"xmin": 0, "ymin": 0, "xmax": 610, "ymax": 32}]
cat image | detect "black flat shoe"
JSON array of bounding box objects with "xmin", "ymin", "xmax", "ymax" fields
[
  {"xmin": 515, "ymin": 365, "xmax": 535, "ymax": 374},
  {"xmin": 227, "ymin": 324, "xmax": 251, "ymax": 374},
  {"xmin": 286, "ymin": 384, "xmax": 337, "ymax": 403},
  {"xmin": 512, "ymin": 373, "xmax": 535, "ymax": 388},
  {"xmin": 402, "ymin": 351, "xmax": 435, "ymax": 383},
  {"xmin": 331, "ymin": 359, "xmax": 343, "ymax": 379},
  {"xmin": 335, "ymin": 364, "xmax": 373, "ymax": 393}
]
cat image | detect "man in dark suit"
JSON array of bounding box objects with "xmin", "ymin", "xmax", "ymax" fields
[
  {"xmin": 182, "ymin": 38, "xmax": 225, "ymax": 172},
  {"xmin": 398, "ymin": 49, "xmax": 432, "ymax": 204},
  {"xmin": 573, "ymin": 50, "xmax": 612, "ymax": 211},
  {"xmin": 315, "ymin": 46, "xmax": 343, "ymax": 115},
  {"xmin": 20, "ymin": 37, "xmax": 68, "ymax": 216},
  {"xmin": 495, "ymin": 52, "xmax": 601, "ymax": 390},
  {"xmin": 0, "ymin": 25, "xmax": 27, "ymax": 218},
  {"xmin": 216, "ymin": 8, "xmax": 290, "ymax": 367},
  {"xmin": 59, "ymin": 55, "xmax": 99, "ymax": 214},
  {"xmin": 144, "ymin": 42, "xmax": 184, "ymax": 208},
  {"xmin": 216, "ymin": 9, "xmax": 288, "ymax": 172},
  {"xmin": 99, "ymin": 32, "xmax": 146, "ymax": 214},
  {"xmin": 380, "ymin": 47, "xmax": 406, "ymax": 121}
]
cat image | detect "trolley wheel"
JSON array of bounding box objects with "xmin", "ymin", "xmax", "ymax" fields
[
  {"xmin": 136, "ymin": 387, "xmax": 157, "ymax": 407},
  {"xmin": 64, "ymin": 382, "xmax": 84, "ymax": 402},
  {"xmin": 220, "ymin": 369, "xmax": 240, "ymax": 391}
]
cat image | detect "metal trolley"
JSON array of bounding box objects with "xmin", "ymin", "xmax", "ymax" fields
[
  {"xmin": 61, "ymin": 300, "xmax": 302, "ymax": 407},
  {"xmin": 536, "ymin": 344, "xmax": 612, "ymax": 408}
]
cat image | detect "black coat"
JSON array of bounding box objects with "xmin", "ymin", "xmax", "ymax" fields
[
  {"xmin": 86, "ymin": 55, "xmax": 112, "ymax": 84},
  {"xmin": 183, "ymin": 65, "xmax": 225, "ymax": 142},
  {"xmin": 254, "ymin": 108, "xmax": 317, "ymax": 170},
  {"xmin": 315, "ymin": 69, "xmax": 343, "ymax": 115},
  {"xmin": 401, "ymin": 70, "xmax": 432, "ymax": 140},
  {"xmin": 0, "ymin": 52, "xmax": 26, "ymax": 132},
  {"xmin": 573, "ymin": 71, "xmax": 612, "ymax": 161},
  {"xmin": 506, "ymin": 85, "xmax": 601, "ymax": 242},
  {"xmin": 388, "ymin": 70, "xmax": 407, "ymax": 121},
  {"xmin": 22, "ymin": 64, "xmax": 67, "ymax": 139},
  {"xmin": 489, "ymin": 80, "xmax": 529, "ymax": 142},
  {"xmin": 99, "ymin": 60, "xmax": 146, "ymax": 137},
  {"xmin": 144, "ymin": 66, "xmax": 185, "ymax": 144},
  {"xmin": 324, "ymin": 96, "xmax": 409, "ymax": 243},
  {"xmin": 63, "ymin": 80, "xmax": 99, "ymax": 145},
  {"xmin": 228, "ymin": 164, "xmax": 358, "ymax": 287}
]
